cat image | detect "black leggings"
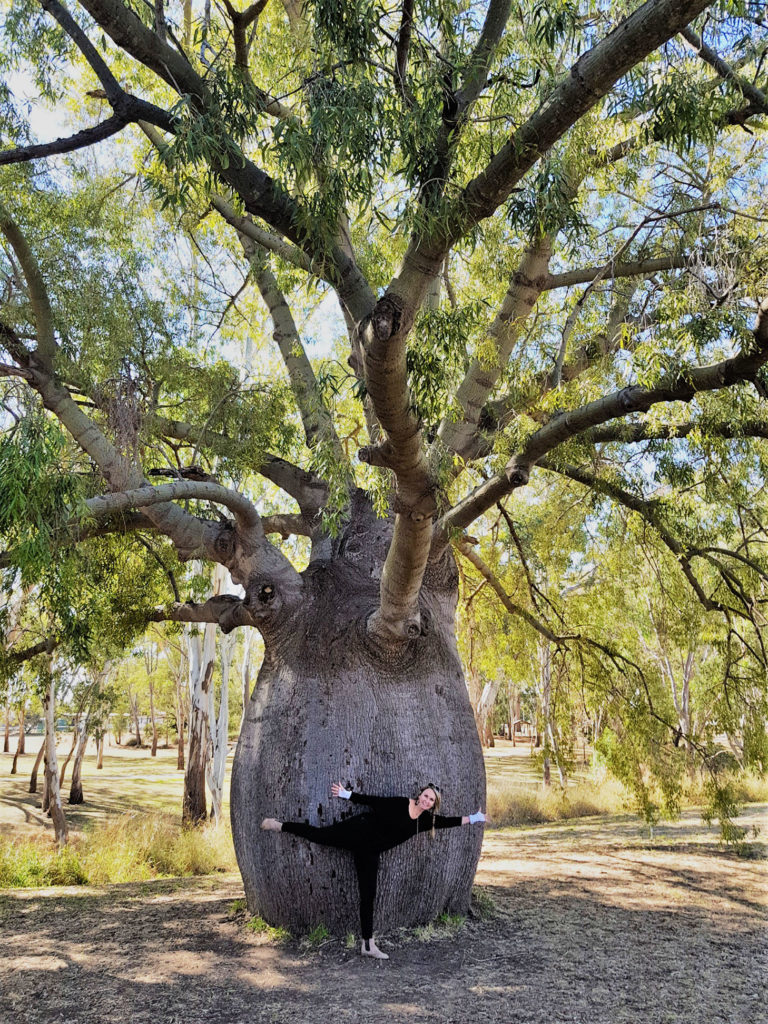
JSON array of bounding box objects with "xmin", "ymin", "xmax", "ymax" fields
[{"xmin": 282, "ymin": 819, "xmax": 381, "ymax": 940}]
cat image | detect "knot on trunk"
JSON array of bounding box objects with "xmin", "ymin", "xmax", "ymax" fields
[
  {"xmin": 357, "ymin": 441, "xmax": 396, "ymax": 469},
  {"xmin": 368, "ymin": 294, "xmax": 404, "ymax": 343},
  {"xmin": 504, "ymin": 459, "xmax": 530, "ymax": 488},
  {"xmin": 392, "ymin": 490, "xmax": 438, "ymax": 522}
]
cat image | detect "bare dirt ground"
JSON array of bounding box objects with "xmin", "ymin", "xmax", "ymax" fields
[{"xmin": 2, "ymin": 803, "xmax": 767, "ymax": 1024}]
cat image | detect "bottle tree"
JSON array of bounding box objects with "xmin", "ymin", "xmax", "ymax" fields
[{"xmin": 1, "ymin": 0, "xmax": 768, "ymax": 931}]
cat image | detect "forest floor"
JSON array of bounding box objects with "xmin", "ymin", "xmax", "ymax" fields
[{"xmin": 1, "ymin": 741, "xmax": 767, "ymax": 1024}]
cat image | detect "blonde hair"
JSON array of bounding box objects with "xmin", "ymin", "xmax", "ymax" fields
[{"xmin": 415, "ymin": 784, "xmax": 441, "ymax": 838}]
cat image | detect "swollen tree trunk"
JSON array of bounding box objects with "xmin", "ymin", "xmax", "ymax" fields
[
  {"xmin": 42, "ymin": 678, "xmax": 68, "ymax": 845},
  {"xmin": 231, "ymin": 496, "xmax": 484, "ymax": 935},
  {"xmin": 96, "ymin": 734, "xmax": 104, "ymax": 769},
  {"xmin": 3, "ymin": 700, "xmax": 9, "ymax": 752},
  {"xmin": 69, "ymin": 715, "xmax": 90, "ymax": 804}
]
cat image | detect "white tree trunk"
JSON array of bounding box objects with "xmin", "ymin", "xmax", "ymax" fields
[
  {"xmin": 43, "ymin": 676, "xmax": 68, "ymax": 845},
  {"xmin": 206, "ymin": 564, "xmax": 235, "ymax": 823},
  {"xmin": 184, "ymin": 618, "xmax": 215, "ymax": 823}
]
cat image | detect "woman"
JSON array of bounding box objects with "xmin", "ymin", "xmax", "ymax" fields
[{"xmin": 261, "ymin": 782, "xmax": 486, "ymax": 959}]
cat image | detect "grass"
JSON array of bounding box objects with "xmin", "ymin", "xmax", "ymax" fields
[
  {"xmin": 486, "ymin": 774, "xmax": 629, "ymax": 827},
  {"xmin": 246, "ymin": 915, "xmax": 290, "ymax": 942},
  {"xmin": 411, "ymin": 911, "xmax": 466, "ymax": 942},
  {"xmin": 0, "ymin": 812, "xmax": 237, "ymax": 888}
]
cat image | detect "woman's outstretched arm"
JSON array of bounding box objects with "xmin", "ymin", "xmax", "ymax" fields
[
  {"xmin": 331, "ymin": 782, "xmax": 405, "ymax": 808},
  {"xmin": 434, "ymin": 808, "xmax": 487, "ymax": 828}
]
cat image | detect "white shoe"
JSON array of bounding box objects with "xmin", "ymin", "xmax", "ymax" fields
[
  {"xmin": 361, "ymin": 939, "xmax": 389, "ymax": 960},
  {"xmin": 260, "ymin": 817, "xmax": 282, "ymax": 831}
]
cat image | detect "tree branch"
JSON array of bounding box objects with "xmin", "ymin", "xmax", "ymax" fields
[
  {"xmin": 210, "ymin": 195, "xmax": 313, "ymax": 275},
  {"xmin": 0, "ymin": 115, "xmax": 129, "ymax": 166},
  {"xmin": 240, "ymin": 240, "xmax": 343, "ymax": 456},
  {"xmin": 85, "ymin": 480, "xmax": 262, "ymax": 532},
  {"xmin": 544, "ymin": 254, "xmax": 690, "ymax": 291},
  {"xmin": 537, "ymin": 458, "xmax": 754, "ymax": 620},
  {"xmin": 436, "ymin": 297, "xmax": 768, "ymax": 540},
  {"xmin": 0, "ymin": 203, "xmax": 57, "ymax": 368},
  {"xmin": 149, "ymin": 595, "xmax": 251, "ymax": 630},
  {"xmin": 585, "ymin": 419, "xmax": 768, "ymax": 445},
  {"xmin": 680, "ymin": 26, "xmax": 768, "ymax": 115},
  {"xmin": 396, "ymin": 0, "xmax": 712, "ymax": 285},
  {"xmin": 150, "ymin": 416, "xmax": 328, "ymax": 511},
  {"xmin": 456, "ymin": 540, "xmax": 568, "ymax": 644}
]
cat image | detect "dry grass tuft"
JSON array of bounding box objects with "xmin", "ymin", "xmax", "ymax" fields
[
  {"xmin": 0, "ymin": 812, "xmax": 237, "ymax": 888},
  {"xmin": 486, "ymin": 776, "xmax": 628, "ymax": 828}
]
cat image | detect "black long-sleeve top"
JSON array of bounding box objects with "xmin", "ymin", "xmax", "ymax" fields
[{"xmin": 349, "ymin": 792, "xmax": 463, "ymax": 853}]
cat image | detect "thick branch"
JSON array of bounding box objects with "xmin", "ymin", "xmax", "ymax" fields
[
  {"xmin": 514, "ymin": 296, "xmax": 768, "ymax": 471},
  {"xmin": 151, "ymin": 416, "xmax": 328, "ymax": 510},
  {"xmin": 72, "ymin": 0, "xmax": 376, "ymax": 325},
  {"xmin": 261, "ymin": 513, "xmax": 310, "ymax": 537},
  {"xmin": 436, "ymin": 233, "xmax": 554, "ymax": 458},
  {"xmin": 85, "ymin": 480, "xmax": 262, "ymax": 532},
  {"xmin": 437, "ymin": 298, "xmax": 768, "ymax": 539},
  {"xmin": 4, "ymin": 638, "xmax": 58, "ymax": 666},
  {"xmin": 0, "ymin": 203, "xmax": 57, "ymax": 367},
  {"xmin": 241, "ymin": 242, "xmax": 343, "ymax": 455},
  {"xmin": 210, "ymin": 195, "xmax": 313, "ymax": 274},
  {"xmin": 394, "ymin": 0, "xmax": 414, "ymax": 98},
  {"xmin": 586, "ymin": 419, "xmax": 768, "ymax": 445},
  {"xmin": 544, "ymin": 254, "xmax": 689, "ymax": 291},
  {"xmin": 396, "ymin": 0, "xmax": 712, "ymax": 288},
  {"xmin": 0, "ymin": 115, "xmax": 129, "ymax": 166},
  {"xmin": 150, "ymin": 595, "xmax": 249, "ymax": 626}
]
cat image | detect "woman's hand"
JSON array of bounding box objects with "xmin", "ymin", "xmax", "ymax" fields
[
  {"xmin": 331, "ymin": 782, "xmax": 352, "ymax": 799},
  {"xmin": 468, "ymin": 809, "xmax": 486, "ymax": 824}
]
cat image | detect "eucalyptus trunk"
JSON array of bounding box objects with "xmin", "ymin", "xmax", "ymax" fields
[
  {"xmin": 231, "ymin": 497, "xmax": 484, "ymax": 935},
  {"xmin": 42, "ymin": 680, "xmax": 68, "ymax": 845},
  {"xmin": 10, "ymin": 705, "xmax": 24, "ymax": 773},
  {"xmin": 183, "ymin": 621, "xmax": 215, "ymax": 823},
  {"xmin": 69, "ymin": 716, "xmax": 90, "ymax": 804},
  {"xmin": 29, "ymin": 742, "xmax": 44, "ymax": 794}
]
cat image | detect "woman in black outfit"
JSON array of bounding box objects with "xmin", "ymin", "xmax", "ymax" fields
[{"xmin": 261, "ymin": 782, "xmax": 486, "ymax": 959}]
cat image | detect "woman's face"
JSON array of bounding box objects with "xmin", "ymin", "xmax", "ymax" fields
[{"xmin": 417, "ymin": 788, "xmax": 437, "ymax": 811}]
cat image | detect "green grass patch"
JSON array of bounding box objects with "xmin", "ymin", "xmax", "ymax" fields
[
  {"xmin": 470, "ymin": 885, "xmax": 497, "ymax": 920},
  {"xmin": 0, "ymin": 812, "xmax": 237, "ymax": 888},
  {"xmin": 303, "ymin": 922, "xmax": 331, "ymax": 947},
  {"xmin": 246, "ymin": 915, "xmax": 290, "ymax": 942},
  {"xmin": 412, "ymin": 912, "xmax": 466, "ymax": 942},
  {"xmin": 0, "ymin": 839, "xmax": 88, "ymax": 888}
]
